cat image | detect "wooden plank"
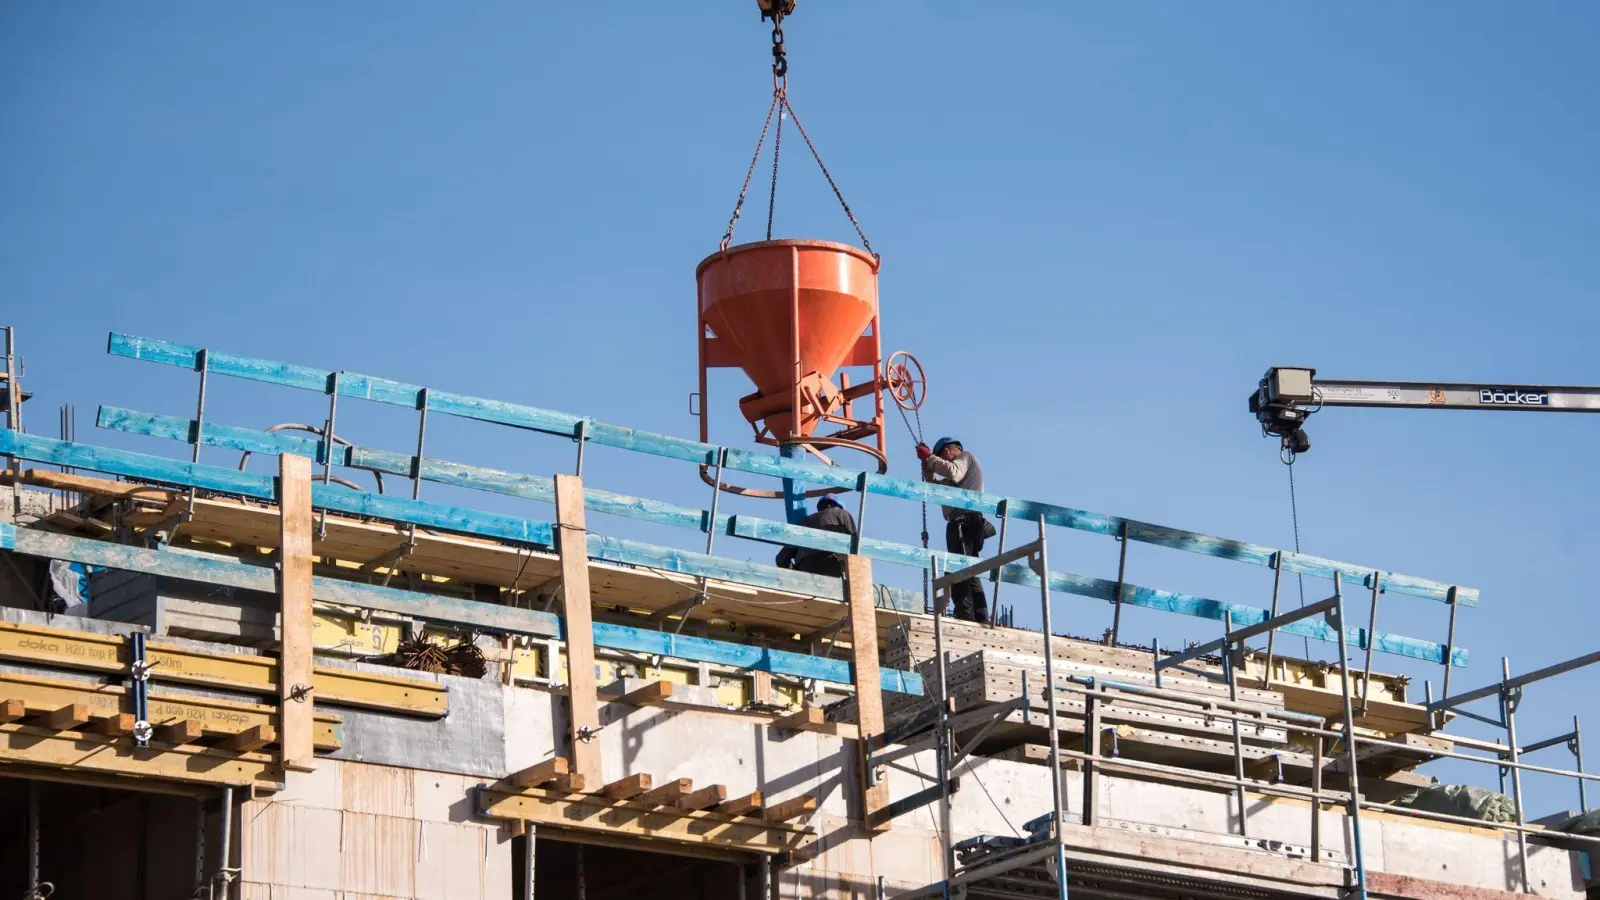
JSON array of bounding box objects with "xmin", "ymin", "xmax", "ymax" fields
[
  {"xmin": 277, "ymin": 454, "xmax": 316, "ymax": 771},
  {"xmin": 763, "ymin": 794, "xmax": 818, "ymax": 822},
  {"xmin": 510, "ymin": 756, "xmax": 571, "ymax": 788},
  {"xmin": 0, "ymin": 723, "xmax": 283, "ymax": 791},
  {"xmin": 555, "ymin": 474, "xmax": 601, "ymax": 787},
  {"xmin": 845, "ymin": 554, "xmax": 890, "ymax": 831},
  {"xmin": 676, "ymin": 784, "xmax": 728, "ymax": 812},
  {"xmin": 717, "ymin": 791, "xmax": 763, "ymax": 817},
  {"xmin": 0, "ymin": 671, "xmax": 342, "ymax": 750},
  {"xmin": 1, "ymin": 468, "xmax": 174, "ymax": 503},
  {"xmin": 103, "ymin": 334, "xmax": 1475, "ymax": 607},
  {"xmin": 638, "ymin": 777, "xmax": 693, "ymax": 807},
  {"xmin": 0, "ymin": 524, "xmax": 923, "ymax": 697},
  {"xmin": 158, "ymin": 719, "xmax": 204, "ymax": 745},
  {"xmin": 43, "ymin": 704, "xmax": 89, "ymax": 731},
  {"xmin": 1, "ymin": 520, "xmax": 558, "ymax": 639},
  {"xmin": 613, "ymin": 680, "xmax": 673, "ymax": 706},
  {"xmin": 3, "ymin": 430, "xmax": 554, "ymax": 548},
  {"xmin": 475, "ymin": 786, "xmax": 809, "ymax": 856},
  {"xmin": 0, "ymin": 699, "xmax": 24, "ymax": 723},
  {"xmin": 8, "ymin": 424, "xmax": 1465, "ymax": 666},
  {"xmin": 751, "ymin": 672, "xmax": 773, "ymax": 707},
  {"xmin": 588, "ymin": 622, "xmax": 923, "ymax": 694},
  {"xmin": 773, "ymin": 707, "xmax": 825, "ymax": 733},
  {"xmin": 0, "ymin": 617, "xmax": 446, "ymax": 718},
  {"xmin": 93, "ymin": 713, "xmax": 136, "ymax": 738},
  {"xmin": 601, "ymin": 773, "xmax": 653, "ymax": 800},
  {"xmin": 220, "ymin": 724, "xmax": 276, "ymax": 753}
]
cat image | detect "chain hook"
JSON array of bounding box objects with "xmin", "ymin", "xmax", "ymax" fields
[{"xmin": 771, "ymin": 23, "xmax": 788, "ymax": 81}]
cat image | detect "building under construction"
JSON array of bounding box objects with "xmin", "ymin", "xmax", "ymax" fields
[
  {"xmin": 2, "ymin": 305, "xmax": 1597, "ymax": 900},
  {"xmin": 2, "ymin": 8, "xmax": 1598, "ymax": 900}
]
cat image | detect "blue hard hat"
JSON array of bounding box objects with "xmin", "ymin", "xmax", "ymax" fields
[{"xmin": 931, "ymin": 437, "xmax": 960, "ymax": 454}]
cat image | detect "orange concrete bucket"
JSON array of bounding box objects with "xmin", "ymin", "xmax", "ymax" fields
[{"xmin": 696, "ymin": 239, "xmax": 880, "ymax": 440}]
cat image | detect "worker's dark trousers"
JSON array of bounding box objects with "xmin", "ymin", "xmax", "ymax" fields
[
  {"xmin": 794, "ymin": 554, "xmax": 846, "ymax": 579},
  {"xmin": 945, "ymin": 513, "xmax": 988, "ymax": 623}
]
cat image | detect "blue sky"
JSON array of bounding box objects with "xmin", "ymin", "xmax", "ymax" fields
[{"xmin": 4, "ymin": 4, "xmax": 1598, "ymax": 814}]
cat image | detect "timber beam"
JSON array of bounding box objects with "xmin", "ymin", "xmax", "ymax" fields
[
  {"xmin": 509, "ymin": 756, "xmax": 571, "ymax": 789},
  {"xmin": 475, "ymin": 786, "xmax": 811, "ymax": 856},
  {"xmin": 0, "ymin": 620, "xmax": 447, "ymax": 717},
  {"xmin": 0, "ymin": 671, "xmax": 343, "ymax": 751},
  {"xmin": 0, "ymin": 722, "xmax": 285, "ymax": 791}
]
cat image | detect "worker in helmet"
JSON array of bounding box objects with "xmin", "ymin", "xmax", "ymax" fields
[
  {"xmin": 775, "ymin": 497, "xmax": 858, "ymax": 579},
  {"xmin": 916, "ymin": 437, "xmax": 992, "ymax": 623}
]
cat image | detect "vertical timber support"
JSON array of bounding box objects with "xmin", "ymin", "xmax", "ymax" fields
[
  {"xmin": 847, "ymin": 554, "xmax": 890, "ymax": 830},
  {"xmin": 780, "ymin": 444, "xmax": 807, "ymax": 525},
  {"xmin": 555, "ymin": 473, "xmax": 602, "ymax": 787},
  {"xmin": 276, "ymin": 454, "xmax": 316, "ymax": 771}
]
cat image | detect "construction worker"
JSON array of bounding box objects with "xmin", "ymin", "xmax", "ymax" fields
[
  {"xmin": 775, "ymin": 497, "xmax": 857, "ymax": 578},
  {"xmin": 917, "ymin": 437, "xmax": 992, "ymax": 623}
]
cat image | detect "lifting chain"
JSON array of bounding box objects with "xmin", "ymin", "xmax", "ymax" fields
[{"xmin": 722, "ymin": 0, "xmax": 876, "ymax": 258}]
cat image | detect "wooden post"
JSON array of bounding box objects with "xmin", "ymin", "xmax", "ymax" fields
[
  {"xmin": 277, "ymin": 454, "xmax": 316, "ymax": 771},
  {"xmin": 846, "ymin": 554, "xmax": 890, "ymax": 830},
  {"xmin": 555, "ymin": 474, "xmax": 602, "ymax": 787}
]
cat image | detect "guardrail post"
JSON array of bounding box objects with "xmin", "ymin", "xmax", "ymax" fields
[
  {"xmin": 847, "ymin": 555, "xmax": 891, "ymax": 830},
  {"xmin": 555, "ymin": 473, "xmax": 602, "ymax": 787},
  {"xmin": 277, "ymin": 453, "xmax": 316, "ymax": 771}
]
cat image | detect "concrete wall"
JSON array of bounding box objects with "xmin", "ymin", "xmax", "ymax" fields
[
  {"xmin": 240, "ymin": 759, "xmax": 512, "ymax": 900},
  {"xmin": 298, "ymin": 673, "xmax": 1589, "ymax": 900}
]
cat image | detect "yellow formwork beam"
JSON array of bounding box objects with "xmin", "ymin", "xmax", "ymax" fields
[
  {"xmin": 0, "ymin": 620, "xmax": 447, "ymax": 717},
  {"xmin": 0, "ymin": 723, "xmax": 284, "ymax": 790},
  {"xmin": 0, "ymin": 671, "xmax": 342, "ymax": 751},
  {"xmin": 477, "ymin": 787, "xmax": 812, "ymax": 857}
]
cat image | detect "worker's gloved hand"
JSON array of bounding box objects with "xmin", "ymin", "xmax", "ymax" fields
[{"xmin": 915, "ymin": 443, "xmax": 932, "ymax": 460}]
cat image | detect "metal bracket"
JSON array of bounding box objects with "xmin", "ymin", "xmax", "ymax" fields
[
  {"xmin": 129, "ymin": 631, "xmax": 153, "ymax": 748},
  {"xmin": 360, "ymin": 535, "xmax": 417, "ymax": 577}
]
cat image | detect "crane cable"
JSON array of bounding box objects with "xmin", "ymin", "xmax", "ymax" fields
[
  {"xmin": 893, "ymin": 401, "xmax": 933, "ymax": 614},
  {"xmin": 719, "ymin": 4, "xmax": 876, "ymax": 257},
  {"xmin": 1285, "ymin": 457, "xmax": 1312, "ymax": 659}
]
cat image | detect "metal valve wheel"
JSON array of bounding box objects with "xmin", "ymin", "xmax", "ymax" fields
[{"xmin": 884, "ymin": 350, "xmax": 927, "ymax": 411}]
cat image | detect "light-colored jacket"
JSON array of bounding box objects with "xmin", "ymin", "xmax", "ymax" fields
[{"xmin": 923, "ymin": 449, "xmax": 983, "ymax": 520}]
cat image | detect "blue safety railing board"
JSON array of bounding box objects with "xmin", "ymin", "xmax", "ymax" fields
[
  {"xmin": 91, "ymin": 407, "xmax": 1466, "ymax": 666},
  {"xmin": 0, "ymin": 524, "xmax": 923, "ymax": 694},
  {"xmin": 106, "ymin": 332, "xmax": 1478, "ymax": 608},
  {"xmin": 0, "ymin": 522, "xmax": 558, "ymax": 637},
  {"xmin": 583, "ymin": 620, "xmax": 922, "ymax": 694},
  {"xmin": 1, "ymin": 429, "xmax": 555, "ymax": 548},
  {"xmin": 1, "ymin": 431, "xmax": 900, "ymax": 608}
]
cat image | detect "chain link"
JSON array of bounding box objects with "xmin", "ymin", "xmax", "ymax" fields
[
  {"xmin": 719, "ymin": 93, "xmax": 782, "ymax": 252},
  {"xmin": 777, "ymin": 94, "xmax": 876, "ymax": 258},
  {"xmin": 765, "ymin": 89, "xmax": 785, "ymax": 242}
]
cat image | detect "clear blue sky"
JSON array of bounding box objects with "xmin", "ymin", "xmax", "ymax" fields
[{"xmin": 4, "ymin": 4, "xmax": 1598, "ymax": 813}]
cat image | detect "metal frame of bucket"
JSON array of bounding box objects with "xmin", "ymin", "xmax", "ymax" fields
[{"xmin": 695, "ymin": 239, "xmax": 888, "ymax": 499}]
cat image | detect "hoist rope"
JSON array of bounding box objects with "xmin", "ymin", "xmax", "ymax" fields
[
  {"xmin": 1287, "ymin": 459, "xmax": 1311, "ymax": 659},
  {"xmin": 893, "ymin": 401, "xmax": 932, "ymax": 613}
]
